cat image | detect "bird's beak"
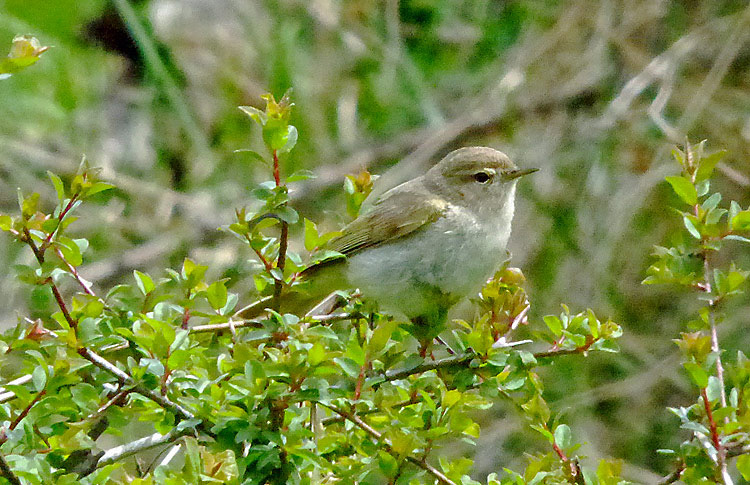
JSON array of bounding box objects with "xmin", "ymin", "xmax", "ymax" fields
[{"xmin": 506, "ymin": 167, "xmax": 539, "ymax": 180}]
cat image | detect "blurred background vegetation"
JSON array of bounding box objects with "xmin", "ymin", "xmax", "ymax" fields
[{"xmin": 1, "ymin": 0, "xmax": 749, "ymax": 481}]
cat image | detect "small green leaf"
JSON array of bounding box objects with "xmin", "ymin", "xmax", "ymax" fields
[
  {"xmin": 683, "ymin": 216, "xmax": 701, "ymax": 239},
  {"xmin": 0, "ymin": 214, "xmax": 12, "ymax": 231},
  {"xmin": 442, "ymin": 389, "xmax": 462, "ymax": 408},
  {"xmin": 731, "ymin": 210, "xmax": 750, "ymax": 231},
  {"xmin": 665, "ymin": 176, "xmax": 697, "ymax": 205},
  {"xmin": 275, "ymin": 206, "xmax": 299, "ymax": 224},
  {"xmin": 701, "ymin": 192, "xmax": 721, "ymax": 211},
  {"xmin": 725, "ymin": 235, "xmax": 750, "ymax": 244},
  {"xmin": 553, "ymin": 424, "xmax": 572, "ymax": 449},
  {"xmin": 234, "ymin": 149, "xmax": 269, "ymax": 165},
  {"xmin": 47, "ymin": 172, "xmax": 65, "ymax": 202},
  {"xmin": 738, "ymin": 454, "xmax": 750, "ymax": 480},
  {"xmin": 21, "ymin": 192, "xmax": 40, "ymax": 219},
  {"xmin": 134, "ymin": 270, "xmax": 155, "ymax": 295},
  {"xmin": 238, "ymin": 105, "xmax": 267, "ymax": 125},
  {"xmin": 695, "ymin": 150, "xmax": 726, "ymax": 182},
  {"xmin": 287, "ymin": 169, "xmax": 315, "ymax": 183},
  {"xmin": 304, "ymin": 219, "xmax": 319, "ymax": 251},
  {"xmin": 31, "ymin": 365, "xmax": 47, "ymax": 392},
  {"xmin": 84, "ymin": 182, "xmax": 115, "ymax": 197},
  {"xmin": 683, "ymin": 361, "xmax": 708, "ymax": 388},
  {"xmin": 278, "ymin": 125, "xmax": 298, "ymax": 154},
  {"xmin": 206, "ymin": 280, "xmax": 228, "ymax": 311},
  {"xmin": 308, "ymin": 342, "xmax": 326, "ymax": 366},
  {"xmin": 543, "ymin": 315, "xmax": 562, "ymax": 336},
  {"xmin": 333, "ymin": 357, "xmax": 360, "ymax": 378}
]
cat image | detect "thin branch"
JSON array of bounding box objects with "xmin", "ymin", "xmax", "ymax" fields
[
  {"xmin": 374, "ymin": 342, "xmax": 599, "ymax": 384},
  {"xmin": 0, "ymin": 375, "xmax": 33, "ymax": 404},
  {"xmin": 97, "ymin": 427, "xmax": 194, "ymax": 467},
  {"xmin": 9, "ymin": 390, "xmax": 45, "ymax": 432},
  {"xmin": 700, "ymin": 388, "xmax": 722, "ymax": 460},
  {"xmin": 189, "ymin": 318, "xmax": 262, "ymax": 334},
  {"xmin": 378, "ymin": 353, "xmax": 474, "ymax": 382},
  {"xmin": 54, "ymin": 246, "xmax": 96, "ymax": 296}
]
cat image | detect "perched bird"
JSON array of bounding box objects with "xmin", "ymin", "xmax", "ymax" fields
[{"xmin": 239, "ymin": 147, "xmax": 536, "ymax": 344}]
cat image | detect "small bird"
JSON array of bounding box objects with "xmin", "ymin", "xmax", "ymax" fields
[{"xmin": 239, "ymin": 147, "xmax": 536, "ymax": 343}]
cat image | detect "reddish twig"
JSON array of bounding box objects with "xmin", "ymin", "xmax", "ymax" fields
[
  {"xmin": 700, "ymin": 388, "xmax": 724, "ymax": 463},
  {"xmin": 41, "ymin": 193, "xmax": 79, "ymax": 252},
  {"xmin": 22, "ymin": 228, "xmax": 78, "ymax": 331},
  {"xmin": 272, "ymin": 150, "xmax": 281, "ymax": 187},
  {"xmin": 54, "ymin": 246, "xmax": 95, "ymax": 296},
  {"xmin": 9, "ymin": 389, "xmax": 46, "ymax": 432}
]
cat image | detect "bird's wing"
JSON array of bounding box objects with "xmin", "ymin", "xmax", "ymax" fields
[{"xmin": 327, "ymin": 184, "xmax": 447, "ymax": 256}]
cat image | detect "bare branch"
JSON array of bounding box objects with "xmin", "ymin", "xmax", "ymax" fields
[{"xmin": 97, "ymin": 427, "xmax": 194, "ymax": 467}]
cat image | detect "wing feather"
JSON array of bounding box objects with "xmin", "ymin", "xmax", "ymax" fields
[{"xmin": 327, "ymin": 183, "xmax": 446, "ymax": 256}]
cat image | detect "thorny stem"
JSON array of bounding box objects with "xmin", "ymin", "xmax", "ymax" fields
[{"xmin": 320, "ymin": 403, "xmax": 458, "ymax": 485}]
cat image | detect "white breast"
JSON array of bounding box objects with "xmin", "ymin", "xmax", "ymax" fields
[{"xmin": 346, "ymin": 185, "xmax": 516, "ymax": 320}]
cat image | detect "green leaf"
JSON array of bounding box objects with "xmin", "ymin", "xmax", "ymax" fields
[
  {"xmin": 47, "ymin": 172, "xmax": 65, "ymax": 202},
  {"xmin": 303, "ymin": 219, "xmax": 319, "ymax": 251},
  {"xmin": 368, "ymin": 319, "xmax": 397, "ymax": 355},
  {"xmin": 442, "ymin": 389, "xmax": 462, "ymax": 408},
  {"xmin": 543, "ymin": 315, "xmax": 562, "ymax": 336},
  {"xmin": 31, "ymin": 365, "xmax": 47, "ymax": 392},
  {"xmin": 665, "ymin": 176, "xmax": 697, "ymax": 205},
  {"xmin": 701, "ymin": 192, "xmax": 721, "ymax": 211},
  {"xmin": 287, "ymin": 169, "xmax": 315, "ymax": 183},
  {"xmin": 695, "ymin": 150, "xmax": 726, "ymax": 182},
  {"xmin": 84, "ymin": 182, "xmax": 114, "ymax": 197},
  {"xmin": 333, "ymin": 357, "xmax": 360, "ymax": 378},
  {"xmin": 134, "ymin": 270, "xmax": 155, "ymax": 295},
  {"xmin": 238, "ymin": 105, "xmax": 267, "ymax": 125},
  {"xmin": 275, "ymin": 205, "xmax": 299, "ymax": 224},
  {"xmin": 553, "ymin": 424, "xmax": 572, "ymax": 449},
  {"xmin": 0, "ymin": 214, "xmax": 13, "ymax": 231},
  {"xmin": 308, "ymin": 342, "xmax": 326, "ymax": 366},
  {"xmin": 683, "ymin": 216, "xmax": 701, "ymax": 239},
  {"xmin": 278, "ymin": 125, "xmax": 298, "ymax": 154},
  {"xmin": 233, "ymin": 149, "xmax": 268, "ymax": 166},
  {"xmin": 725, "ymin": 235, "xmax": 750, "ymax": 244},
  {"xmin": 206, "ymin": 280, "xmax": 228, "ymax": 311},
  {"xmin": 731, "ymin": 210, "xmax": 750, "ymax": 231},
  {"xmin": 21, "ymin": 191, "xmax": 40, "ymax": 219},
  {"xmin": 738, "ymin": 454, "xmax": 750, "ymax": 480},
  {"xmin": 683, "ymin": 362, "xmax": 708, "ymax": 388}
]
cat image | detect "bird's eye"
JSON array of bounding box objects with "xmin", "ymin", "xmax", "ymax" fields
[{"xmin": 472, "ymin": 171, "xmax": 492, "ymax": 184}]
